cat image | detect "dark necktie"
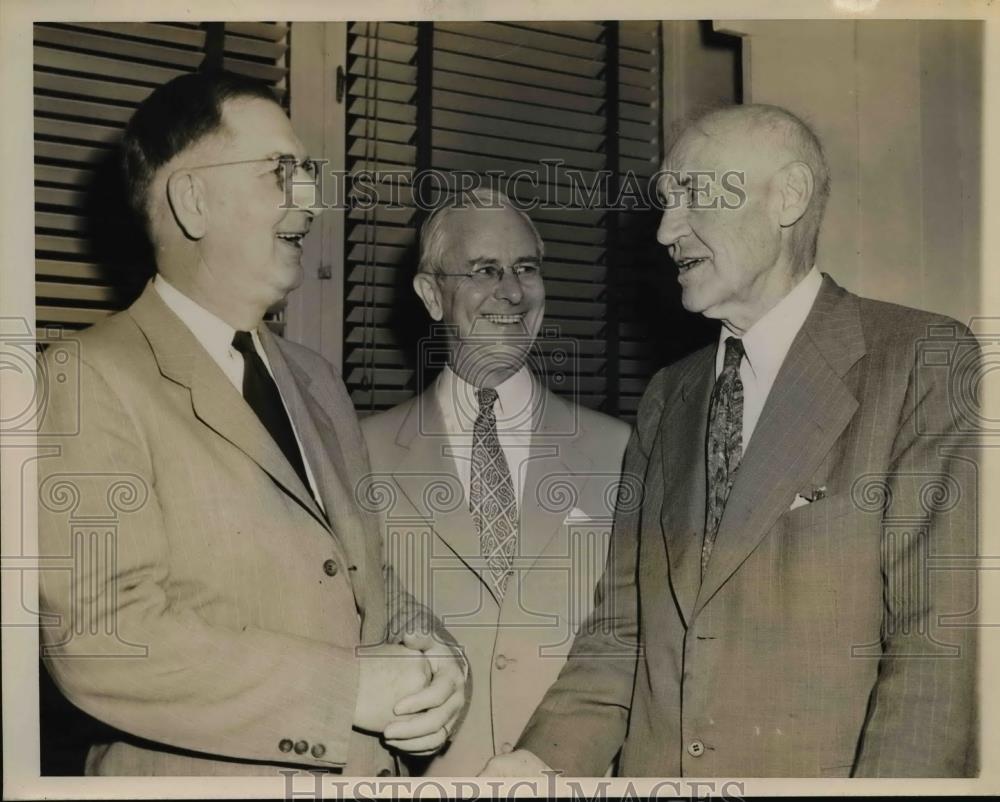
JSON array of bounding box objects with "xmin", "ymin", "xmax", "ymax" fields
[
  {"xmin": 703, "ymin": 336, "xmax": 745, "ymax": 576},
  {"xmin": 231, "ymin": 331, "xmax": 311, "ymax": 496},
  {"xmin": 469, "ymin": 386, "xmax": 518, "ymax": 600}
]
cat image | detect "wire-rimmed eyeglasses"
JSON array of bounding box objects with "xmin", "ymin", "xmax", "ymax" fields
[
  {"xmin": 176, "ymin": 155, "xmax": 319, "ymax": 191},
  {"xmin": 434, "ymin": 262, "xmax": 543, "ymax": 286}
]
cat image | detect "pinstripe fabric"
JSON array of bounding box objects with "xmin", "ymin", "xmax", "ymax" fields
[
  {"xmin": 36, "ymin": 283, "xmax": 428, "ymax": 776},
  {"xmin": 519, "ymin": 275, "xmax": 980, "ymax": 777}
]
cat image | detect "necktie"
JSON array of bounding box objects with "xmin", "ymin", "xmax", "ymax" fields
[
  {"xmin": 703, "ymin": 336, "xmax": 745, "ymax": 576},
  {"xmin": 469, "ymin": 386, "xmax": 518, "ymax": 600},
  {"xmin": 231, "ymin": 331, "xmax": 311, "ymax": 496}
]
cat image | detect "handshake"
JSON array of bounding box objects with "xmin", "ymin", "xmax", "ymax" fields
[{"xmin": 353, "ymin": 631, "xmax": 468, "ymax": 755}]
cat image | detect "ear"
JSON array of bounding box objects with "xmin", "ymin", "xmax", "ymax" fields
[
  {"xmin": 165, "ymin": 170, "xmax": 209, "ymax": 240},
  {"xmin": 775, "ymin": 161, "xmax": 814, "ymax": 228},
  {"xmin": 413, "ymin": 272, "xmax": 444, "ymax": 321}
]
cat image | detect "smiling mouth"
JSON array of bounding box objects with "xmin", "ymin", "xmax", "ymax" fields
[
  {"xmin": 482, "ymin": 313, "xmax": 525, "ymax": 325},
  {"xmin": 675, "ymin": 256, "xmax": 708, "ymax": 275},
  {"xmin": 276, "ymin": 232, "xmax": 307, "ymax": 248}
]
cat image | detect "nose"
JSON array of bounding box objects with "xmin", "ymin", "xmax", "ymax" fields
[
  {"xmin": 290, "ymin": 167, "xmax": 323, "ymax": 217},
  {"xmin": 494, "ymin": 268, "xmax": 524, "ymax": 304},
  {"xmin": 656, "ymin": 203, "xmax": 690, "ymax": 250}
]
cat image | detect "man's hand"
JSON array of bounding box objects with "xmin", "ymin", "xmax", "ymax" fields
[
  {"xmin": 479, "ymin": 749, "xmax": 552, "ymax": 776},
  {"xmin": 382, "ymin": 630, "xmax": 469, "ymax": 755},
  {"xmin": 353, "ymin": 643, "xmax": 432, "ymax": 733}
]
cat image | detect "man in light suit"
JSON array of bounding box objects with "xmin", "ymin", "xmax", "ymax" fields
[
  {"xmin": 360, "ymin": 190, "xmax": 630, "ymax": 775},
  {"xmin": 485, "ymin": 104, "xmax": 980, "ymax": 777},
  {"xmin": 36, "ymin": 72, "xmax": 466, "ymax": 776}
]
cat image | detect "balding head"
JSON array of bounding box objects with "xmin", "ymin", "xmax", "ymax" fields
[
  {"xmin": 656, "ymin": 103, "xmax": 830, "ymax": 333},
  {"xmin": 418, "ymin": 188, "xmax": 545, "ymax": 276},
  {"xmin": 676, "ymin": 104, "xmax": 830, "ymax": 267}
]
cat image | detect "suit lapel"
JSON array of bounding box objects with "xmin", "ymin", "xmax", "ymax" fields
[
  {"xmin": 695, "ymin": 276, "xmax": 865, "ymax": 613},
  {"xmin": 517, "ymin": 387, "xmax": 595, "ymax": 577},
  {"xmin": 129, "ymin": 285, "xmax": 325, "ymax": 527},
  {"xmin": 659, "ymin": 347, "xmax": 715, "ymax": 627},
  {"xmin": 261, "ymin": 332, "xmax": 368, "ymax": 611},
  {"xmin": 390, "ymin": 390, "xmax": 501, "ymax": 605}
]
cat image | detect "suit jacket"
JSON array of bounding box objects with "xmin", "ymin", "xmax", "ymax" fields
[
  {"xmin": 361, "ymin": 374, "xmax": 630, "ymax": 775},
  {"xmin": 36, "ymin": 283, "xmax": 434, "ymax": 776},
  {"xmin": 518, "ymin": 275, "xmax": 980, "ymax": 777}
]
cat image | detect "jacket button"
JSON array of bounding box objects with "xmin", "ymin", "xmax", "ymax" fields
[
  {"xmin": 500, "ymin": 742, "xmax": 513, "ymax": 754},
  {"xmin": 278, "ymin": 738, "xmax": 293, "ymax": 753},
  {"xmin": 687, "ymin": 740, "xmax": 705, "ymax": 757},
  {"xmin": 377, "ymin": 768, "xmax": 393, "ymax": 777},
  {"xmin": 311, "ymin": 743, "xmax": 326, "ymax": 758},
  {"xmin": 494, "ymin": 654, "xmax": 508, "ymax": 670},
  {"xmin": 294, "ymin": 740, "xmax": 309, "ymax": 755},
  {"xmin": 323, "ymin": 559, "xmax": 338, "ymax": 577}
]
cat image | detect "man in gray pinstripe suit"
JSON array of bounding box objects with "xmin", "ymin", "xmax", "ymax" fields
[
  {"xmin": 484, "ymin": 104, "xmax": 980, "ymax": 777},
  {"xmin": 36, "ymin": 72, "xmax": 466, "ymax": 776}
]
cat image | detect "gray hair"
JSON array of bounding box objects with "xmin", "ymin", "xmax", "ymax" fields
[
  {"xmin": 417, "ymin": 187, "xmax": 545, "ymax": 275},
  {"xmin": 680, "ymin": 103, "xmax": 831, "ymax": 268}
]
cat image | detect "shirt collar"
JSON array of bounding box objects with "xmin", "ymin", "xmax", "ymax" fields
[
  {"xmin": 154, "ymin": 273, "xmax": 240, "ymax": 353},
  {"xmin": 438, "ymin": 363, "xmax": 536, "ymax": 432},
  {"xmin": 717, "ymin": 266, "xmax": 823, "ymax": 384}
]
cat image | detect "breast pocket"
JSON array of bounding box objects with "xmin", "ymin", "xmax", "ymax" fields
[{"xmin": 781, "ymin": 491, "xmax": 856, "ymax": 533}]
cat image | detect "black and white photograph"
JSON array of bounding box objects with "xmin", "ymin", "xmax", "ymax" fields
[{"xmin": 1, "ymin": 0, "xmax": 998, "ymax": 798}]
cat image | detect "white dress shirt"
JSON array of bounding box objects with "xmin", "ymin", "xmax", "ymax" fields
[
  {"xmin": 153, "ymin": 274, "xmax": 325, "ymax": 511},
  {"xmin": 434, "ymin": 364, "xmax": 537, "ymax": 511},
  {"xmin": 715, "ymin": 266, "xmax": 823, "ymax": 448}
]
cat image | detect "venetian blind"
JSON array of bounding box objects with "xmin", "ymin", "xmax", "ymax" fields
[
  {"xmin": 34, "ymin": 22, "xmax": 291, "ymax": 335},
  {"xmin": 614, "ymin": 22, "xmax": 663, "ymax": 417},
  {"xmin": 343, "ymin": 21, "xmax": 420, "ymax": 410}
]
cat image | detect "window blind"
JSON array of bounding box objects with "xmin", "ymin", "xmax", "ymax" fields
[
  {"xmin": 343, "ymin": 21, "xmax": 421, "ymax": 411},
  {"xmin": 614, "ymin": 22, "xmax": 663, "ymax": 417}
]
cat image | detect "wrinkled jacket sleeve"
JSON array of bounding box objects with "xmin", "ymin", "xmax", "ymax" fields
[
  {"xmin": 515, "ymin": 374, "xmax": 670, "ymax": 775},
  {"xmin": 852, "ymin": 330, "xmax": 980, "ymax": 777}
]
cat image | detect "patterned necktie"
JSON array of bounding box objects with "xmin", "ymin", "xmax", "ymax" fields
[
  {"xmin": 703, "ymin": 336, "xmax": 745, "ymax": 576},
  {"xmin": 231, "ymin": 331, "xmax": 312, "ymax": 496},
  {"xmin": 469, "ymin": 386, "xmax": 518, "ymax": 600}
]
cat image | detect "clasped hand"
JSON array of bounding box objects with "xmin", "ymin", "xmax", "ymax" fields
[{"xmin": 354, "ymin": 631, "xmax": 467, "ymax": 754}]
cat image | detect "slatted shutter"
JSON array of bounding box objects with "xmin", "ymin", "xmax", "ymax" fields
[
  {"xmin": 33, "ymin": 22, "xmax": 290, "ymax": 335},
  {"xmin": 343, "ymin": 21, "xmax": 420, "ymax": 410},
  {"xmin": 343, "ymin": 21, "xmax": 662, "ymax": 415},
  {"xmin": 614, "ymin": 22, "xmax": 664, "ymax": 418}
]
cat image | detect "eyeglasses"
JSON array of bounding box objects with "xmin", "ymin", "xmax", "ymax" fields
[
  {"xmin": 435, "ymin": 263, "xmax": 543, "ymax": 286},
  {"xmin": 178, "ymin": 155, "xmax": 319, "ymax": 191}
]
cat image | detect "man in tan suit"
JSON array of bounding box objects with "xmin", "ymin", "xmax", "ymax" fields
[
  {"xmin": 37, "ymin": 71, "xmax": 466, "ymax": 776},
  {"xmin": 485, "ymin": 104, "xmax": 980, "ymax": 777},
  {"xmin": 360, "ymin": 190, "xmax": 630, "ymax": 775}
]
